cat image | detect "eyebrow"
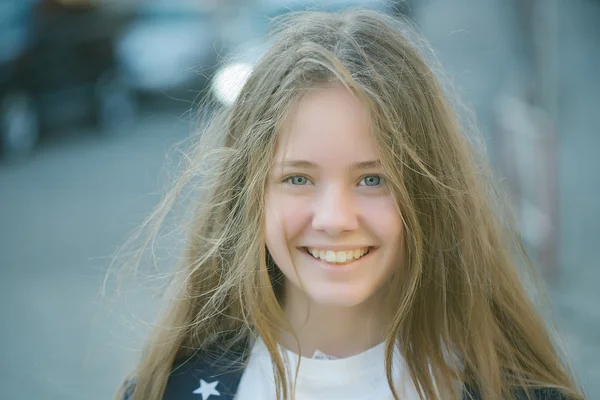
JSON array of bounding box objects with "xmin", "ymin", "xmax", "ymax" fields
[{"xmin": 276, "ymin": 159, "xmax": 381, "ymax": 171}]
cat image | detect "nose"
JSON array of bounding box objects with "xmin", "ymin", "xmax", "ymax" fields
[{"xmin": 311, "ymin": 185, "xmax": 359, "ymax": 235}]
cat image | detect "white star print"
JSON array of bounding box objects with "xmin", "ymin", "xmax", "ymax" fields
[{"xmin": 192, "ymin": 379, "xmax": 220, "ymax": 400}]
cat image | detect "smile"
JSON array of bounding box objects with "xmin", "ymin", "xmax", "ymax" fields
[{"xmin": 301, "ymin": 246, "xmax": 373, "ymax": 265}]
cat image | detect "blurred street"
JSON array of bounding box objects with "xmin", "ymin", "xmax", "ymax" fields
[
  {"xmin": 0, "ymin": 1, "xmax": 598, "ymax": 399},
  {"xmin": 0, "ymin": 106, "xmax": 191, "ymax": 399},
  {"xmin": 418, "ymin": 0, "xmax": 600, "ymax": 396}
]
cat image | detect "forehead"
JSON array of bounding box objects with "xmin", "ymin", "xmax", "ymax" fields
[{"xmin": 275, "ymin": 85, "xmax": 378, "ymax": 162}]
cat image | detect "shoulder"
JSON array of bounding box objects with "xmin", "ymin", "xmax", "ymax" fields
[
  {"xmin": 521, "ymin": 388, "xmax": 575, "ymax": 400},
  {"xmin": 464, "ymin": 385, "xmax": 575, "ymax": 400},
  {"xmin": 121, "ymin": 378, "xmax": 136, "ymax": 400},
  {"xmin": 122, "ymin": 335, "xmax": 250, "ymax": 400},
  {"xmin": 162, "ymin": 340, "xmax": 249, "ymax": 400}
]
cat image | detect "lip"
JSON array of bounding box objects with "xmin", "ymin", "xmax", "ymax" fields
[
  {"xmin": 297, "ymin": 246, "xmax": 378, "ymax": 272},
  {"xmin": 301, "ymin": 245, "xmax": 373, "ymax": 251}
]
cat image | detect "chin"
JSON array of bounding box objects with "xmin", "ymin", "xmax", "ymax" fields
[{"xmin": 308, "ymin": 287, "xmax": 372, "ymax": 308}]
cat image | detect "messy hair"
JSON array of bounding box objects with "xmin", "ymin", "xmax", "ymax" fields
[{"xmin": 115, "ymin": 9, "xmax": 582, "ymax": 400}]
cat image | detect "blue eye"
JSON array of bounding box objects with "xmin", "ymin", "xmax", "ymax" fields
[
  {"xmin": 359, "ymin": 175, "xmax": 382, "ymax": 186},
  {"xmin": 287, "ymin": 176, "xmax": 309, "ymax": 185}
]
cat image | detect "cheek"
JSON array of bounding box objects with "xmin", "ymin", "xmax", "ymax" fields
[
  {"xmin": 264, "ymin": 191, "xmax": 311, "ymax": 261},
  {"xmin": 361, "ymin": 196, "xmax": 403, "ymax": 243},
  {"xmin": 266, "ymin": 193, "xmax": 311, "ymax": 238}
]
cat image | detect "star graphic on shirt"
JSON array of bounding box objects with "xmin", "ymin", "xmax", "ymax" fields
[{"xmin": 192, "ymin": 379, "xmax": 220, "ymax": 400}]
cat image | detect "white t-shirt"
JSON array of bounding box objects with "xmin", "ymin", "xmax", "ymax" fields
[{"xmin": 234, "ymin": 338, "xmax": 421, "ymax": 400}]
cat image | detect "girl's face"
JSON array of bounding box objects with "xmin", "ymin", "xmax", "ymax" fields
[{"xmin": 265, "ymin": 85, "xmax": 403, "ymax": 308}]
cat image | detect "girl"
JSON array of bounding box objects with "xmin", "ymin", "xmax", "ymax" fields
[{"xmin": 116, "ymin": 9, "xmax": 584, "ymax": 400}]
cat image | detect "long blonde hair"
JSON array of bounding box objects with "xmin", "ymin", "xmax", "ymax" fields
[{"xmin": 116, "ymin": 9, "xmax": 583, "ymax": 400}]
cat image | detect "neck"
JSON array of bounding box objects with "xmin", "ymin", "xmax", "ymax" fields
[{"xmin": 280, "ymin": 286, "xmax": 390, "ymax": 358}]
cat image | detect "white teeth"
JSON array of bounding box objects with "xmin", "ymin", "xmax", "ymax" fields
[
  {"xmin": 336, "ymin": 252, "xmax": 347, "ymax": 263},
  {"xmin": 325, "ymin": 251, "xmax": 336, "ymax": 262},
  {"xmin": 307, "ymin": 247, "xmax": 370, "ymax": 264}
]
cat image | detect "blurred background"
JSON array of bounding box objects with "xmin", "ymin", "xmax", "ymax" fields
[{"xmin": 0, "ymin": 0, "xmax": 598, "ymax": 398}]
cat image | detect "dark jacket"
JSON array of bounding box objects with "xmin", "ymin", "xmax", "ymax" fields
[{"xmin": 122, "ymin": 338, "xmax": 571, "ymax": 400}]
